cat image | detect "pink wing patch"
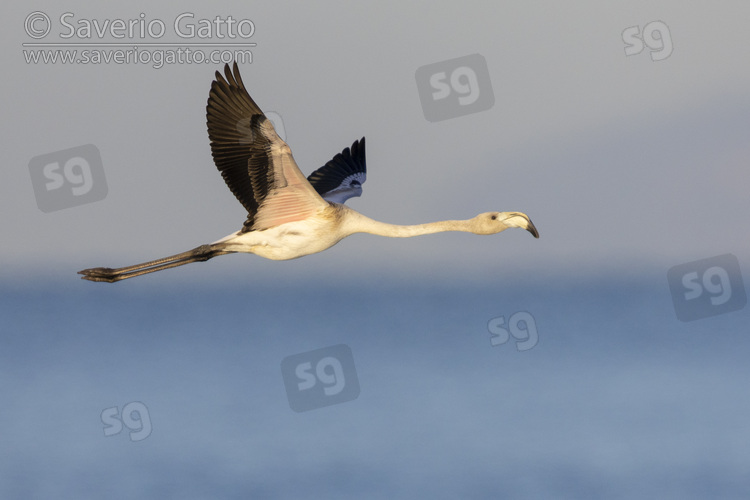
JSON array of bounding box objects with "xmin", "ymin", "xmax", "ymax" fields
[{"xmin": 252, "ymin": 141, "xmax": 327, "ymax": 230}]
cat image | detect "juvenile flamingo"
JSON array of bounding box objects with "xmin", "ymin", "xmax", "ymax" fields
[{"xmin": 79, "ymin": 63, "xmax": 538, "ymax": 283}]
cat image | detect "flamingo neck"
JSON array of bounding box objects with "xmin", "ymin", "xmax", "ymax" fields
[{"xmin": 344, "ymin": 209, "xmax": 472, "ymax": 238}]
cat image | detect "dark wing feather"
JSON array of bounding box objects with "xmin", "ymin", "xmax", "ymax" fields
[
  {"xmin": 208, "ymin": 62, "xmax": 318, "ymax": 231},
  {"xmin": 206, "ymin": 63, "xmax": 266, "ymax": 219},
  {"xmin": 307, "ymin": 138, "xmax": 367, "ymax": 204}
]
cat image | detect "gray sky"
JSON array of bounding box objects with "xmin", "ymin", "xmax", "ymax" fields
[{"xmin": 3, "ymin": 1, "xmax": 749, "ymax": 284}]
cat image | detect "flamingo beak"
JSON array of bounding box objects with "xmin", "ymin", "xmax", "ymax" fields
[
  {"xmin": 526, "ymin": 218, "xmax": 540, "ymax": 239},
  {"xmin": 502, "ymin": 212, "xmax": 539, "ymax": 238}
]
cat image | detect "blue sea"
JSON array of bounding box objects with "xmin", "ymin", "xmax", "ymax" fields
[{"xmin": 1, "ymin": 272, "xmax": 748, "ymax": 499}]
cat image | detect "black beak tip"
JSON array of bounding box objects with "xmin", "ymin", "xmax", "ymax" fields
[{"xmin": 527, "ymin": 222, "xmax": 540, "ymax": 239}]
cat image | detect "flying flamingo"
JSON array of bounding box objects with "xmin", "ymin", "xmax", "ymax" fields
[{"xmin": 79, "ymin": 62, "xmax": 538, "ymax": 283}]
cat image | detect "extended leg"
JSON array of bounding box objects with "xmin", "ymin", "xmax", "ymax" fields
[{"xmin": 78, "ymin": 244, "xmax": 235, "ymax": 283}]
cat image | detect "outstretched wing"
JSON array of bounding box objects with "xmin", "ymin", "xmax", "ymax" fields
[
  {"xmin": 206, "ymin": 62, "xmax": 327, "ymax": 232},
  {"xmin": 307, "ymin": 138, "xmax": 367, "ymax": 204}
]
